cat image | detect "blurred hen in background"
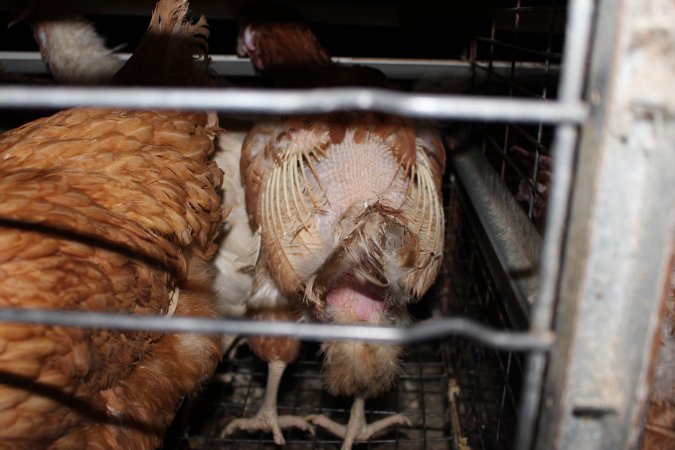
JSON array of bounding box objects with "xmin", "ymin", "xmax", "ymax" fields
[
  {"xmin": 236, "ymin": 1, "xmax": 392, "ymax": 89},
  {"xmin": 7, "ymin": 0, "xmax": 124, "ymax": 85}
]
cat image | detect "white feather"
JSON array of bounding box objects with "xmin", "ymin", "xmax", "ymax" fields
[{"xmin": 213, "ymin": 129, "xmax": 260, "ymax": 317}]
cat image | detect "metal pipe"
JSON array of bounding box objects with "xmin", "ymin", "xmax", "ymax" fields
[
  {"xmin": 0, "ymin": 308, "xmax": 555, "ymax": 351},
  {"xmin": 0, "ymin": 51, "xmax": 560, "ymax": 81},
  {"xmin": 516, "ymin": 0, "xmax": 596, "ymax": 446},
  {"xmin": 452, "ymin": 149, "xmax": 542, "ymax": 326},
  {"xmin": 0, "ymin": 86, "xmax": 587, "ymax": 123},
  {"xmin": 516, "ymin": 124, "xmax": 580, "ymax": 450}
]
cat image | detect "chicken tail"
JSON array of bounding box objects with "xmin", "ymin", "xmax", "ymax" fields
[{"xmin": 112, "ymin": 0, "xmax": 213, "ymax": 86}]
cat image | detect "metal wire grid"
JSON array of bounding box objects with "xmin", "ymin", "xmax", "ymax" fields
[
  {"xmin": 0, "ymin": 0, "xmax": 592, "ymax": 347},
  {"xmin": 467, "ymin": 0, "xmax": 564, "ymax": 231},
  {"xmin": 437, "ymin": 179, "xmax": 528, "ymax": 450},
  {"xmin": 477, "ymin": 123, "xmax": 553, "ymax": 232},
  {"xmin": 435, "ymin": 3, "xmax": 569, "ymax": 444},
  {"xmin": 0, "ymin": 0, "xmax": 598, "ymax": 448},
  {"xmin": 169, "ymin": 182, "xmax": 520, "ymax": 450},
  {"xmin": 171, "ymin": 342, "xmax": 455, "ymax": 450}
]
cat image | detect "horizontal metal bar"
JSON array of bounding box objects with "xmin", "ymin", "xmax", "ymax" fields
[
  {"xmin": 472, "ymin": 62, "xmax": 552, "ymax": 99},
  {"xmin": 0, "ymin": 86, "xmax": 587, "ymax": 123},
  {"xmin": 474, "ymin": 37, "xmax": 563, "ymax": 60},
  {"xmin": 510, "ymin": 123, "xmax": 552, "ymax": 153},
  {"xmin": 0, "ymin": 308, "xmax": 555, "ymax": 351},
  {"xmin": 0, "ymin": 52, "xmax": 560, "ymax": 81},
  {"xmin": 479, "ymin": 6, "xmax": 568, "ymax": 13}
]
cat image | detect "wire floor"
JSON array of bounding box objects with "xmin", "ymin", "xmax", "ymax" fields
[{"xmin": 171, "ymin": 341, "xmax": 455, "ymax": 450}]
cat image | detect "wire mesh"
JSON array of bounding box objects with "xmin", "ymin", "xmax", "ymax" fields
[
  {"xmin": 468, "ymin": 0, "xmax": 565, "ymax": 232},
  {"xmin": 441, "ymin": 184, "xmax": 526, "ymax": 450},
  {"xmin": 163, "ymin": 177, "xmax": 526, "ymax": 449},
  {"xmin": 171, "ymin": 342, "xmax": 455, "ymax": 450},
  {"xmin": 0, "ymin": 0, "xmax": 580, "ymax": 448}
]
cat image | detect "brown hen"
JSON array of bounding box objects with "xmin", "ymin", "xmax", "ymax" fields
[
  {"xmin": 223, "ymin": 5, "xmax": 446, "ymax": 449},
  {"xmin": 236, "ymin": 2, "xmax": 392, "ymax": 89},
  {"xmin": 16, "ymin": 3, "xmax": 258, "ymax": 329},
  {"xmin": 0, "ymin": 0, "xmax": 224, "ymax": 448}
]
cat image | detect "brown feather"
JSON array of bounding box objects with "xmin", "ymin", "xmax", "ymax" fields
[
  {"xmin": 237, "ymin": 3, "xmax": 391, "ymax": 89},
  {"xmin": 0, "ymin": 109, "xmax": 222, "ymax": 449},
  {"xmin": 321, "ymin": 342, "xmax": 403, "ymax": 399}
]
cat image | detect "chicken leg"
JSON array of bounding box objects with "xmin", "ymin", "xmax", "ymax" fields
[
  {"xmin": 223, "ymin": 359, "xmax": 311, "ymax": 444},
  {"xmin": 310, "ymin": 397, "xmax": 411, "ymax": 450},
  {"xmin": 222, "ymin": 307, "xmax": 311, "ymax": 444}
]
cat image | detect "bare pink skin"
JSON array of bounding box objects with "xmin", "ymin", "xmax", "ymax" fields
[{"xmin": 326, "ymin": 277, "xmax": 385, "ymax": 322}]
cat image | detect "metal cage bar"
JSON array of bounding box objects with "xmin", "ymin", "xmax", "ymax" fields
[
  {"xmin": 0, "ymin": 0, "xmax": 665, "ymax": 448},
  {"xmin": 534, "ymin": 0, "xmax": 675, "ymax": 448},
  {"xmin": 0, "ymin": 51, "xmax": 560, "ymax": 82},
  {"xmin": 516, "ymin": 0, "xmax": 596, "ymax": 447},
  {"xmin": 0, "ymin": 86, "xmax": 586, "ymax": 123},
  {"xmin": 0, "ymin": 307, "xmax": 554, "ymax": 351}
]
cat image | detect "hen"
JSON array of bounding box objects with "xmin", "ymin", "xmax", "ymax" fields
[
  {"xmin": 23, "ymin": 5, "xmax": 259, "ymax": 347},
  {"xmin": 236, "ymin": 2, "xmax": 391, "ymax": 89},
  {"xmin": 223, "ymin": 5, "xmax": 446, "ymax": 449},
  {"xmin": 32, "ymin": 16, "xmax": 124, "ymax": 85},
  {"xmin": 8, "ymin": 0, "xmax": 124, "ymax": 85},
  {"xmin": 0, "ymin": 1, "xmax": 224, "ymax": 448}
]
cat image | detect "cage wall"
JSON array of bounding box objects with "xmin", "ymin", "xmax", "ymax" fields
[{"xmin": 0, "ymin": 0, "xmax": 672, "ymax": 450}]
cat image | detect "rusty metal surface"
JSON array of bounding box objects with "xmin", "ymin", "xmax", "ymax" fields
[{"xmin": 642, "ymin": 264, "xmax": 675, "ymax": 449}]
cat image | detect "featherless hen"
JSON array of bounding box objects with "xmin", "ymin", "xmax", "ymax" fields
[
  {"xmin": 0, "ymin": 0, "xmax": 225, "ymax": 448},
  {"xmin": 223, "ymin": 4, "xmax": 446, "ymax": 449}
]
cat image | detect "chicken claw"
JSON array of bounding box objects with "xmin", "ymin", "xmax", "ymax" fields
[
  {"xmin": 223, "ymin": 412, "xmax": 313, "ymax": 445},
  {"xmin": 309, "ymin": 397, "xmax": 411, "ymax": 450},
  {"xmin": 221, "ymin": 360, "xmax": 313, "ymax": 445}
]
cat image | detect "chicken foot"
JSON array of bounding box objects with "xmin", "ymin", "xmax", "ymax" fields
[
  {"xmin": 309, "ymin": 396, "xmax": 411, "ymax": 450},
  {"xmin": 222, "ymin": 360, "xmax": 312, "ymax": 445}
]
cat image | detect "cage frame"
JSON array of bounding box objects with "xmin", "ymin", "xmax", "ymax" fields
[{"xmin": 0, "ymin": 0, "xmax": 672, "ymax": 448}]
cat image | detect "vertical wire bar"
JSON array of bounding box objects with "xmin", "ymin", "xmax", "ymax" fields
[
  {"xmin": 286, "ymin": 361, "xmax": 303, "ymax": 443},
  {"xmin": 529, "ymin": 0, "xmax": 558, "ymax": 221},
  {"xmin": 501, "ymin": 0, "xmax": 522, "ymax": 183},
  {"xmin": 394, "ymin": 375, "xmax": 401, "ymax": 450},
  {"xmin": 515, "ymin": 0, "xmax": 596, "ymax": 447},
  {"xmin": 494, "ymin": 4, "xmax": 528, "ymax": 436},
  {"xmin": 516, "ymin": 124, "xmax": 580, "ymax": 450},
  {"xmin": 417, "ymin": 351, "xmax": 429, "ymax": 450},
  {"xmin": 530, "ymin": 0, "xmax": 561, "ymax": 220}
]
